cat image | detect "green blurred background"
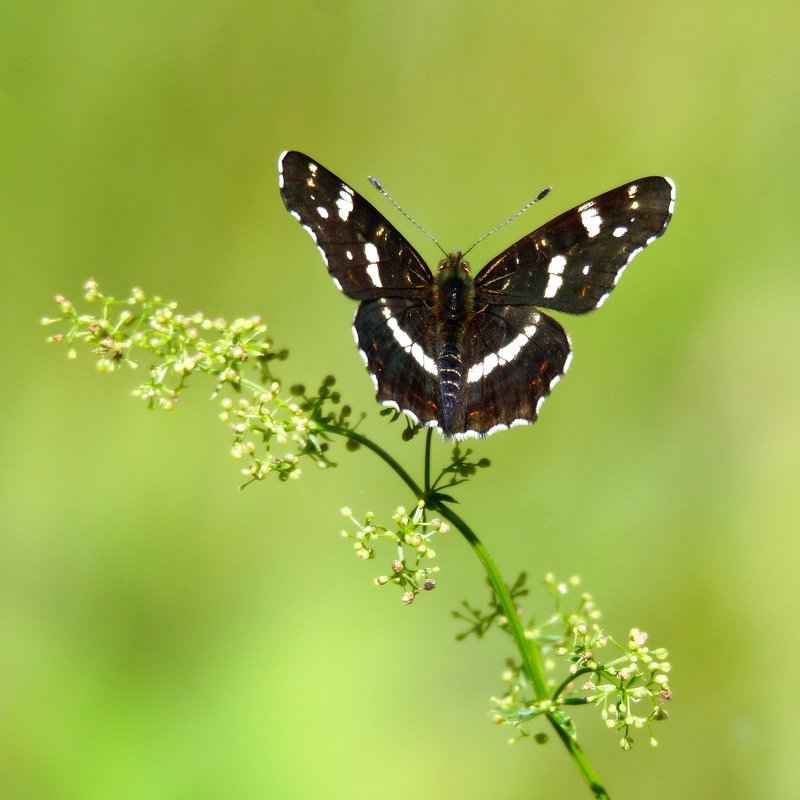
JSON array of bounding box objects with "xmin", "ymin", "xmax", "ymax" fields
[{"xmin": 2, "ymin": 2, "xmax": 798, "ymax": 798}]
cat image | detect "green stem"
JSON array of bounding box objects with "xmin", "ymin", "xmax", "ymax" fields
[
  {"xmin": 325, "ymin": 425, "xmax": 424, "ymax": 498},
  {"xmin": 329, "ymin": 423, "xmax": 609, "ymax": 799},
  {"xmin": 546, "ymin": 717, "xmax": 610, "ymax": 799},
  {"xmin": 552, "ymin": 667, "xmax": 596, "ymax": 703},
  {"xmin": 428, "ymin": 500, "xmax": 548, "ymax": 698},
  {"xmin": 424, "ymin": 427, "xmax": 433, "ymax": 495}
]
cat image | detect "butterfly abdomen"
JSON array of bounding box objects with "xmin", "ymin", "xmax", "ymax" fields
[{"xmin": 434, "ymin": 253, "xmax": 475, "ymax": 435}]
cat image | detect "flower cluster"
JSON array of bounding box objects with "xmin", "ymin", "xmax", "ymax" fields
[
  {"xmin": 473, "ymin": 574, "xmax": 671, "ymax": 749},
  {"xmin": 43, "ymin": 281, "xmax": 355, "ymax": 483},
  {"xmin": 219, "ymin": 375, "xmax": 348, "ymax": 484},
  {"xmin": 340, "ymin": 502, "xmax": 449, "ymax": 604}
]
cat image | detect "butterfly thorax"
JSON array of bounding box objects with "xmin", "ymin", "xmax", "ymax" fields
[{"xmin": 433, "ymin": 251, "xmax": 475, "ymax": 433}]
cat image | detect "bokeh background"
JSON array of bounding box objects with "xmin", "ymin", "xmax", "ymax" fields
[{"xmin": 3, "ymin": 2, "xmax": 798, "ymax": 798}]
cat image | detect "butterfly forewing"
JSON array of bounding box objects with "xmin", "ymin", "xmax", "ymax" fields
[
  {"xmin": 475, "ymin": 177, "xmax": 675, "ymax": 314},
  {"xmin": 278, "ymin": 151, "xmax": 433, "ymax": 300}
]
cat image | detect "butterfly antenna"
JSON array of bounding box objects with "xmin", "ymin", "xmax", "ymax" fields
[
  {"xmin": 369, "ymin": 175, "xmax": 448, "ymax": 257},
  {"xmin": 462, "ymin": 185, "xmax": 553, "ymax": 257}
]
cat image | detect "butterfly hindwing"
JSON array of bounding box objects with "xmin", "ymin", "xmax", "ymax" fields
[
  {"xmin": 475, "ymin": 177, "xmax": 675, "ymax": 313},
  {"xmin": 353, "ymin": 298, "xmax": 440, "ymax": 426},
  {"xmin": 278, "ymin": 151, "xmax": 432, "ymax": 300},
  {"xmin": 456, "ymin": 306, "xmax": 572, "ymax": 436}
]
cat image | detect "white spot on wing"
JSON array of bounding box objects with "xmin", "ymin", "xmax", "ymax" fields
[
  {"xmin": 382, "ymin": 307, "xmax": 411, "ymax": 347},
  {"xmin": 628, "ymin": 184, "xmax": 638, "ymax": 198},
  {"xmin": 379, "ymin": 400, "xmax": 424, "ymax": 428},
  {"xmin": 665, "ymin": 177, "xmax": 677, "ymax": 215},
  {"xmin": 466, "ymin": 317, "xmax": 539, "ymax": 383},
  {"xmin": 308, "ymin": 163, "xmax": 318, "ymax": 175},
  {"xmin": 331, "ymin": 276, "xmax": 342, "ymax": 291},
  {"xmin": 366, "ymin": 262, "xmax": 382, "ymax": 287},
  {"xmin": 626, "ymin": 245, "xmax": 643, "ymax": 265},
  {"xmin": 316, "ymin": 245, "xmax": 328, "ymax": 266},
  {"xmin": 497, "ymin": 332, "xmax": 528, "ymax": 362},
  {"xmin": 364, "ymin": 242, "xmax": 380, "ymax": 263},
  {"xmin": 467, "ymin": 352, "xmax": 498, "ymax": 382},
  {"xmin": 277, "ymin": 151, "xmax": 287, "ymax": 188},
  {"xmin": 582, "ymin": 265, "xmax": 590, "ymax": 275},
  {"xmin": 380, "ymin": 306, "xmax": 437, "ymax": 375},
  {"xmin": 410, "ymin": 343, "xmax": 427, "ymax": 369},
  {"xmin": 353, "ymin": 329, "xmax": 379, "ymax": 390},
  {"xmin": 612, "ymin": 226, "xmax": 627, "ymax": 237},
  {"xmin": 453, "ymin": 428, "xmax": 486, "ymax": 441},
  {"xmin": 316, "ymin": 206, "xmax": 329, "ymax": 219},
  {"xmin": 345, "ymin": 250, "xmax": 353, "ymax": 260},
  {"xmin": 452, "ymin": 416, "xmax": 535, "ymax": 440},
  {"xmin": 544, "ymin": 274, "xmax": 563, "ymax": 298},
  {"xmin": 336, "ymin": 187, "xmax": 354, "ymax": 221},
  {"xmin": 544, "ymin": 244, "xmax": 567, "ymax": 300},
  {"xmin": 548, "ymin": 255, "xmax": 567, "ymax": 274},
  {"xmin": 580, "ymin": 204, "xmax": 602, "ymax": 238}
]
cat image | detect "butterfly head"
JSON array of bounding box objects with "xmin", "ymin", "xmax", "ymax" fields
[{"xmin": 438, "ymin": 250, "xmax": 471, "ymax": 277}]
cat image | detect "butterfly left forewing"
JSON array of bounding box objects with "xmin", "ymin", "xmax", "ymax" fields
[
  {"xmin": 278, "ymin": 151, "xmax": 433, "ymax": 300},
  {"xmin": 475, "ymin": 176, "xmax": 675, "ymax": 313}
]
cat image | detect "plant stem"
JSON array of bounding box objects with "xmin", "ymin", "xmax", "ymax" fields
[
  {"xmin": 431, "ymin": 502, "xmax": 609, "ymax": 798},
  {"xmin": 547, "ymin": 718, "xmax": 610, "ymax": 799},
  {"xmin": 424, "ymin": 427, "xmax": 433, "ymax": 494},
  {"xmin": 329, "ymin": 426, "xmax": 424, "ymax": 498},
  {"xmin": 429, "ymin": 501, "xmax": 548, "ymax": 697},
  {"xmin": 331, "ymin": 424, "xmax": 609, "ymax": 799}
]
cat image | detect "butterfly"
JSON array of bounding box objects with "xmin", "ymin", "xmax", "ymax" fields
[{"xmin": 278, "ymin": 150, "xmax": 674, "ymax": 439}]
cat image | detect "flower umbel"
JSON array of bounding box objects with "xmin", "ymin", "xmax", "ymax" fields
[
  {"xmin": 462, "ymin": 573, "xmax": 672, "ymax": 749},
  {"xmin": 43, "ymin": 281, "xmax": 358, "ymax": 483},
  {"xmin": 340, "ymin": 502, "xmax": 448, "ymax": 603}
]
